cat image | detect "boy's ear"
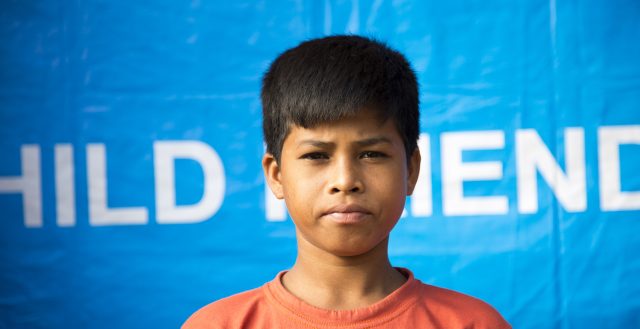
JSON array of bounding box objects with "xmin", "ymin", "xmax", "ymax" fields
[
  {"xmin": 406, "ymin": 148, "xmax": 421, "ymax": 195},
  {"xmin": 262, "ymin": 153, "xmax": 284, "ymax": 199}
]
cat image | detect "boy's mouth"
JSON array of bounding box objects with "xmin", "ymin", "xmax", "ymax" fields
[{"xmin": 322, "ymin": 204, "xmax": 371, "ymax": 224}]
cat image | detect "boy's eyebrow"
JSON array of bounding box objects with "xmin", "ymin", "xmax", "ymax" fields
[
  {"xmin": 297, "ymin": 140, "xmax": 334, "ymax": 148},
  {"xmin": 354, "ymin": 136, "xmax": 393, "ymax": 147},
  {"xmin": 297, "ymin": 136, "xmax": 393, "ymax": 148}
]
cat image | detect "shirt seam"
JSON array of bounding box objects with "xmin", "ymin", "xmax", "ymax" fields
[{"xmin": 264, "ymin": 281, "xmax": 421, "ymax": 329}]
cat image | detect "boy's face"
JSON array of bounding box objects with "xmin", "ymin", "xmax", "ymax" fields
[{"xmin": 263, "ymin": 109, "xmax": 421, "ymax": 257}]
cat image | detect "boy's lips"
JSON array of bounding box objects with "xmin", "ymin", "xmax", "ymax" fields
[{"xmin": 321, "ymin": 204, "xmax": 371, "ymax": 224}]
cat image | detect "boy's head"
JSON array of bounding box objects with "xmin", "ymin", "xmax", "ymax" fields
[
  {"xmin": 261, "ymin": 35, "xmax": 419, "ymax": 162},
  {"xmin": 261, "ymin": 36, "xmax": 421, "ymax": 257}
]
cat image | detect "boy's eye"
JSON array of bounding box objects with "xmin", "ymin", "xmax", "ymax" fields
[
  {"xmin": 360, "ymin": 151, "xmax": 387, "ymax": 159},
  {"xmin": 300, "ymin": 152, "xmax": 329, "ymax": 160}
]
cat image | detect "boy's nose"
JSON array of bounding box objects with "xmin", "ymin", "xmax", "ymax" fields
[{"xmin": 328, "ymin": 158, "xmax": 364, "ymax": 194}]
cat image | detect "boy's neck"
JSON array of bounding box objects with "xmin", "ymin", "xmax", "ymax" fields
[{"xmin": 281, "ymin": 236, "xmax": 407, "ymax": 310}]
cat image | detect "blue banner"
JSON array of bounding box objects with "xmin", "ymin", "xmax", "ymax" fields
[{"xmin": 1, "ymin": 1, "xmax": 639, "ymax": 328}]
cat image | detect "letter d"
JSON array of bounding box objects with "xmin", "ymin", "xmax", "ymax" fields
[{"xmin": 154, "ymin": 141, "xmax": 225, "ymax": 224}]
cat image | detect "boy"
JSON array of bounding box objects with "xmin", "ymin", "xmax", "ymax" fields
[{"xmin": 183, "ymin": 35, "xmax": 511, "ymax": 328}]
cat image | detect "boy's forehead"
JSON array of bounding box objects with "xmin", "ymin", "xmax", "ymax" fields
[
  {"xmin": 290, "ymin": 107, "xmax": 390, "ymax": 130},
  {"xmin": 284, "ymin": 110, "xmax": 402, "ymax": 145}
]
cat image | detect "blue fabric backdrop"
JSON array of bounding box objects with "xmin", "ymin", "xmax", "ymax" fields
[{"xmin": 1, "ymin": 0, "xmax": 639, "ymax": 328}]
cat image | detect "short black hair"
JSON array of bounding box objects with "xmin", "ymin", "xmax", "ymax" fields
[{"xmin": 261, "ymin": 35, "xmax": 419, "ymax": 162}]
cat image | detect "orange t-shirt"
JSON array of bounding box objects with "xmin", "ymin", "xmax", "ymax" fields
[{"xmin": 182, "ymin": 268, "xmax": 511, "ymax": 329}]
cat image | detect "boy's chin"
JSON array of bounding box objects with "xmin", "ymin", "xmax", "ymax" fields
[
  {"xmin": 297, "ymin": 230, "xmax": 390, "ymax": 259},
  {"xmin": 322, "ymin": 239, "xmax": 388, "ymax": 258},
  {"xmin": 326, "ymin": 248, "xmax": 370, "ymax": 258}
]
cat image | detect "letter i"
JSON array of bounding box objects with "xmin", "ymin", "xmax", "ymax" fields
[{"xmin": 55, "ymin": 144, "xmax": 76, "ymax": 226}]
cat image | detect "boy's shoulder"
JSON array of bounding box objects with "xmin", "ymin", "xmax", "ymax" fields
[
  {"xmin": 415, "ymin": 282, "xmax": 510, "ymax": 328},
  {"xmin": 181, "ymin": 285, "xmax": 267, "ymax": 329}
]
